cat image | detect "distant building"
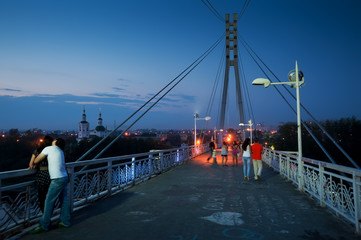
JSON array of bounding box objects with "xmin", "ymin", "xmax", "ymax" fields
[
  {"xmin": 77, "ymin": 107, "xmax": 109, "ymax": 142},
  {"xmin": 90, "ymin": 109, "xmax": 109, "ymax": 138},
  {"xmin": 78, "ymin": 107, "xmax": 90, "ymax": 141}
]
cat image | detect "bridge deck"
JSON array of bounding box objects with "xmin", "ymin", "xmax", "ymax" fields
[{"xmin": 21, "ymin": 152, "xmax": 359, "ymax": 240}]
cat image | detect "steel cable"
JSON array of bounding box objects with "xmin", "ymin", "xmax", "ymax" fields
[
  {"xmin": 200, "ymin": 0, "xmax": 225, "ymax": 23},
  {"xmin": 76, "ymin": 33, "xmax": 225, "ymax": 162},
  {"xmin": 92, "ymin": 34, "xmax": 225, "ymax": 159},
  {"xmin": 238, "ymin": 36, "xmax": 345, "ymax": 166}
]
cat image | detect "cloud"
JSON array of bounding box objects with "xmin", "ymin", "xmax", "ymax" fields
[
  {"xmin": 90, "ymin": 93, "xmax": 122, "ymax": 98},
  {"xmin": 162, "ymin": 94, "xmax": 196, "ymax": 104},
  {"xmin": 0, "ymin": 88, "xmax": 22, "ymax": 92},
  {"xmin": 112, "ymin": 87, "xmax": 126, "ymax": 91}
]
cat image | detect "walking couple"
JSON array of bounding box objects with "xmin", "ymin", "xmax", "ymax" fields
[{"xmin": 241, "ymin": 138, "xmax": 264, "ymax": 181}]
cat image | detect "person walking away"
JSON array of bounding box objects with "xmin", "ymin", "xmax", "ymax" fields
[
  {"xmin": 30, "ymin": 138, "xmax": 71, "ymax": 233},
  {"xmin": 28, "ymin": 135, "xmax": 53, "ymax": 212},
  {"xmin": 231, "ymin": 141, "xmax": 239, "ymax": 167},
  {"xmin": 242, "ymin": 138, "xmax": 251, "ymax": 180},
  {"xmin": 221, "ymin": 141, "xmax": 228, "ymax": 166},
  {"xmin": 251, "ymin": 138, "xmax": 264, "ymax": 181},
  {"xmin": 207, "ymin": 140, "xmax": 215, "ymax": 161}
]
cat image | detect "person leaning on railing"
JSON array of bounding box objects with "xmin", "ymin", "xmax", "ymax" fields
[{"xmin": 29, "ymin": 138, "xmax": 71, "ymax": 234}]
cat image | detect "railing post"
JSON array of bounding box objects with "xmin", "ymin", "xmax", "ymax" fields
[
  {"xmin": 319, "ymin": 165, "xmax": 325, "ymax": 207},
  {"xmin": 148, "ymin": 154, "xmax": 153, "ymax": 176},
  {"xmin": 353, "ymin": 174, "xmax": 361, "ymax": 233},
  {"xmin": 132, "ymin": 157, "xmax": 135, "ymax": 183},
  {"xmin": 177, "ymin": 149, "xmax": 180, "ymax": 164},
  {"xmin": 107, "ymin": 161, "xmax": 112, "ymax": 196},
  {"xmin": 278, "ymin": 153, "xmax": 282, "ymax": 173},
  {"xmin": 273, "ymin": 151, "xmax": 277, "ymax": 171},
  {"xmin": 25, "ymin": 185, "xmax": 31, "ymax": 226},
  {"xmin": 68, "ymin": 166, "xmax": 75, "ymax": 213},
  {"xmin": 286, "ymin": 156, "xmax": 290, "ymax": 180},
  {"xmin": 159, "ymin": 152, "xmax": 164, "ymax": 172}
]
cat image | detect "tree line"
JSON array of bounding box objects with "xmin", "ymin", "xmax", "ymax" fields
[{"xmin": 265, "ymin": 116, "xmax": 361, "ymax": 168}]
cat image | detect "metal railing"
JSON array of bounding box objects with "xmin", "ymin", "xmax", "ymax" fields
[
  {"xmin": 263, "ymin": 148, "xmax": 361, "ymax": 233},
  {"xmin": 0, "ymin": 144, "xmax": 208, "ymax": 238}
]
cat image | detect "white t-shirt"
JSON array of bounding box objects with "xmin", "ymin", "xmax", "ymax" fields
[
  {"xmin": 242, "ymin": 145, "xmax": 251, "ymax": 157},
  {"xmin": 41, "ymin": 146, "xmax": 68, "ymax": 179}
]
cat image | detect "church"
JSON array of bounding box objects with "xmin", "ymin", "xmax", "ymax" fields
[{"xmin": 77, "ymin": 107, "xmax": 109, "ymax": 141}]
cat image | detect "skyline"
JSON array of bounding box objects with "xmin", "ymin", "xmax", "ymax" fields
[{"xmin": 1, "ymin": 0, "xmax": 360, "ymax": 131}]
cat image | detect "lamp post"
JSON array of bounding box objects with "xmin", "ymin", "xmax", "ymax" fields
[
  {"xmin": 251, "ymin": 61, "xmax": 304, "ymax": 191},
  {"xmin": 239, "ymin": 119, "xmax": 253, "ymax": 144},
  {"xmin": 194, "ymin": 113, "xmax": 211, "ymax": 147}
]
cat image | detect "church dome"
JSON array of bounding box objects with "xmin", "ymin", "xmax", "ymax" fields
[{"xmin": 95, "ymin": 126, "xmax": 106, "ymax": 132}]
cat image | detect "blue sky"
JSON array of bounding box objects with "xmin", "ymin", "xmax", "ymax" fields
[{"xmin": 1, "ymin": 0, "xmax": 360, "ymax": 131}]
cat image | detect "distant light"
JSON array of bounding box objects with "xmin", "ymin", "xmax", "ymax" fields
[
  {"xmin": 1, "ymin": 134, "xmax": 5, "ymax": 138},
  {"xmin": 16, "ymin": 139, "xmax": 20, "ymax": 142},
  {"xmin": 40, "ymin": 139, "xmax": 44, "ymax": 143},
  {"xmin": 196, "ymin": 140, "xmax": 201, "ymax": 145}
]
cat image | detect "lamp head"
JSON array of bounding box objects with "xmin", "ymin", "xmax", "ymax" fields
[
  {"xmin": 205, "ymin": 116, "xmax": 211, "ymax": 121},
  {"xmin": 252, "ymin": 78, "xmax": 271, "ymax": 88},
  {"xmin": 288, "ymin": 70, "xmax": 305, "ymax": 87}
]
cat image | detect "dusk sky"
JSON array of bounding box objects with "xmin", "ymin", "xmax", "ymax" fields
[{"xmin": 1, "ymin": 0, "xmax": 360, "ymax": 131}]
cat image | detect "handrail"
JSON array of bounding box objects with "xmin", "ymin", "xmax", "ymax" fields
[
  {"xmin": 262, "ymin": 148, "xmax": 361, "ymax": 233},
  {"xmin": 0, "ymin": 144, "xmax": 208, "ymax": 239}
]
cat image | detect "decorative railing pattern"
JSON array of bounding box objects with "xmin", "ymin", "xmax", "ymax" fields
[
  {"xmin": 263, "ymin": 148, "xmax": 361, "ymax": 233},
  {"xmin": 0, "ymin": 144, "xmax": 207, "ymax": 238}
]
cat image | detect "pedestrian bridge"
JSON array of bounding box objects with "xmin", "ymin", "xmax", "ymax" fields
[{"xmin": 1, "ymin": 145, "xmax": 361, "ymax": 239}]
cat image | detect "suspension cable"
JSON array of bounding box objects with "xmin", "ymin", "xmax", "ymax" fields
[
  {"xmin": 93, "ymin": 34, "xmax": 225, "ymax": 159},
  {"xmin": 238, "ymin": 37, "xmax": 338, "ymax": 163},
  {"xmin": 239, "ymin": 36, "xmax": 360, "ymax": 169},
  {"xmin": 237, "ymin": 46, "xmax": 255, "ymax": 128},
  {"xmin": 206, "ymin": 45, "xmax": 225, "ymax": 117},
  {"xmin": 237, "ymin": 0, "xmax": 252, "ymax": 20},
  {"xmin": 200, "ymin": 45, "xmax": 225, "ymax": 143},
  {"xmin": 76, "ymin": 33, "xmax": 225, "ymax": 162},
  {"xmin": 200, "ymin": 0, "xmax": 225, "ymax": 23}
]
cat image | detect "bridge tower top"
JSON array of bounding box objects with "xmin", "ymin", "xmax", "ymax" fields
[{"xmin": 220, "ymin": 13, "xmax": 245, "ymax": 133}]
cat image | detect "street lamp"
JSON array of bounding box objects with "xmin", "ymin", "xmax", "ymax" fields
[
  {"xmin": 194, "ymin": 113, "xmax": 211, "ymax": 147},
  {"xmin": 239, "ymin": 119, "xmax": 253, "ymax": 144},
  {"xmin": 252, "ymin": 61, "xmax": 305, "ymax": 191}
]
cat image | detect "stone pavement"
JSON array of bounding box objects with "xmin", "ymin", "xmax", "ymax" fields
[{"xmin": 19, "ymin": 152, "xmax": 359, "ymax": 240}]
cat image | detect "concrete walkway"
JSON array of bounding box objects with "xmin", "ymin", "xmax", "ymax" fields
[{"xmin": 20, "ymin": 153, "xmax": 359, "ymax": 240}]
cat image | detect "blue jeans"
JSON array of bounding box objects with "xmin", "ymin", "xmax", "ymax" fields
[
  {"xmin": 243, "ymin": 157, "xmax": 251, "ymax": 177},
  {"xmin": 40, "ymin": 177, "xmax": 71, "ymax": 230}
]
